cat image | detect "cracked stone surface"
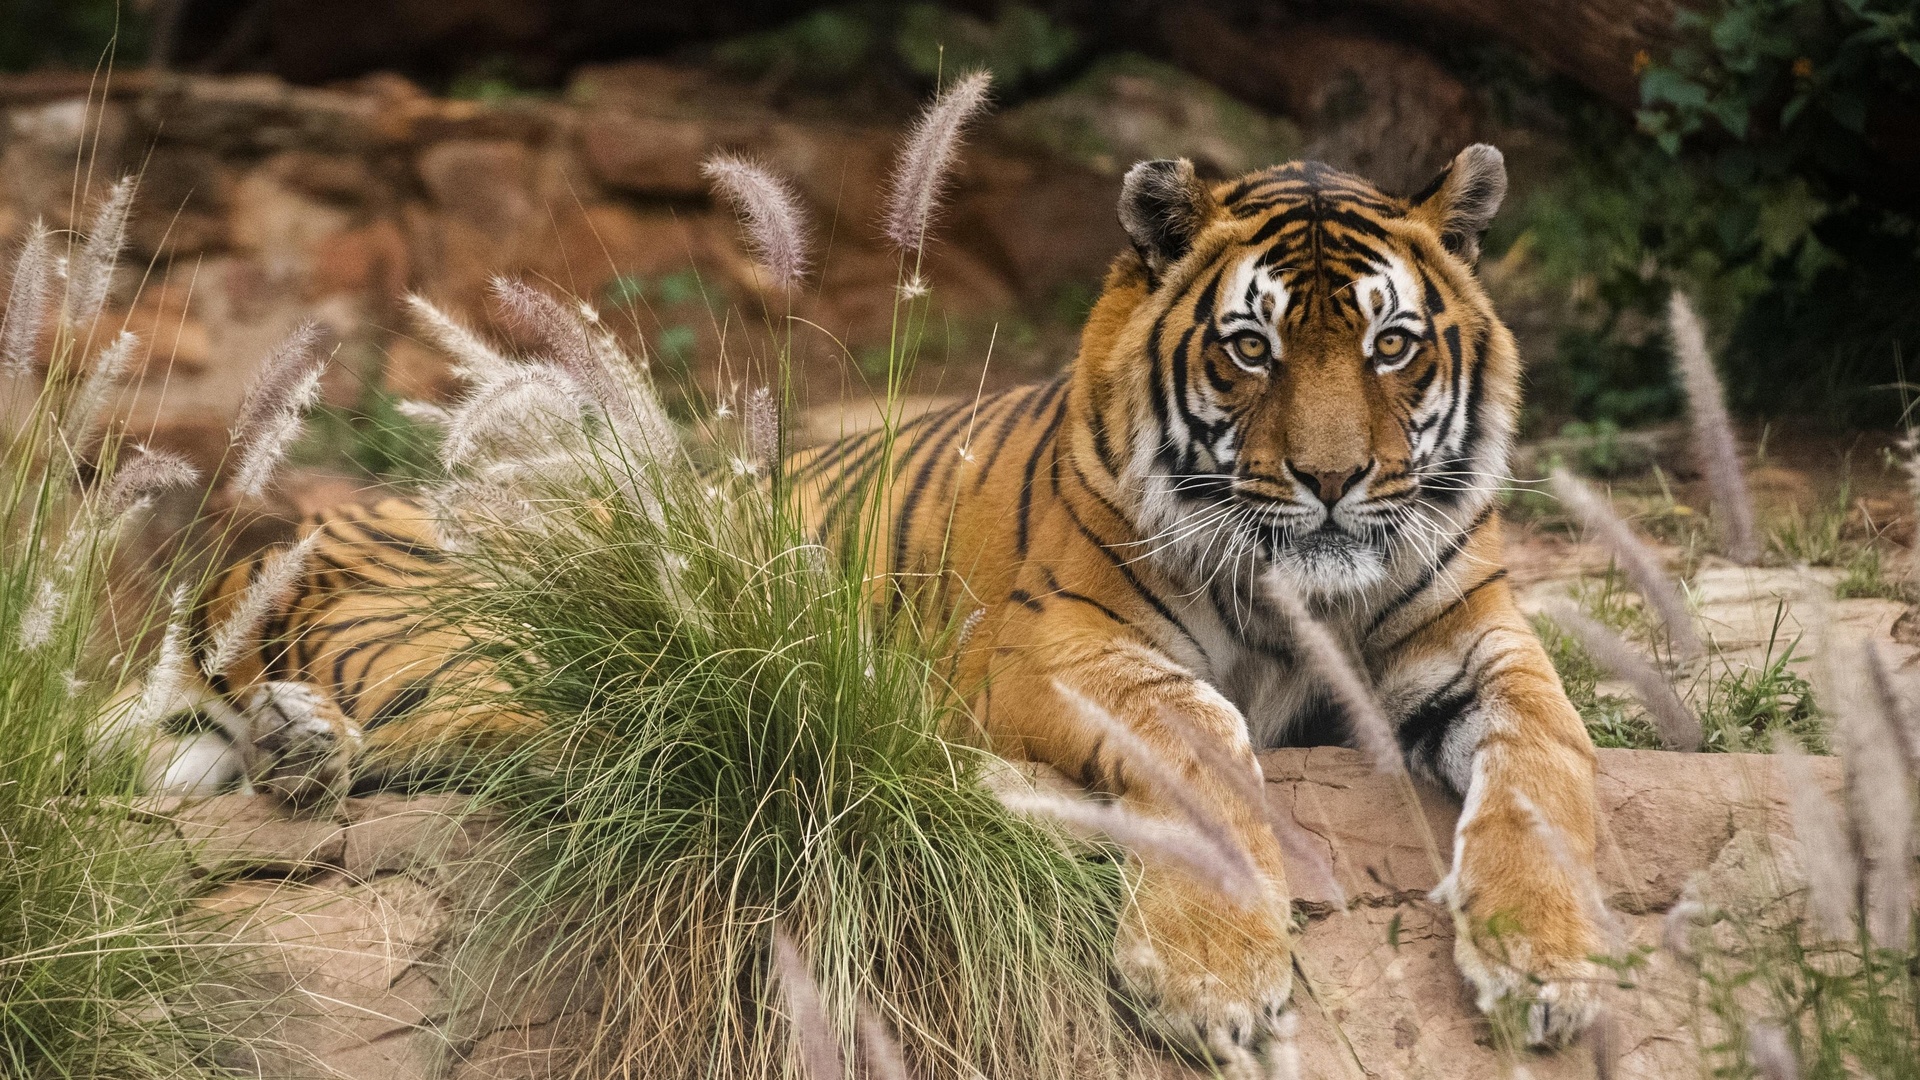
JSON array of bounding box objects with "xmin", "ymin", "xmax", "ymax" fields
[{"xmin": 176, "ymin": 748, "xmax": 1839, "ymax": 1080}]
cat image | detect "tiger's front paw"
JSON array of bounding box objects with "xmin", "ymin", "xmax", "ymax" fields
[
  {"xmin": 241, "ymin": 681, "xmax": 361, "ymax": 806},
  {"xmin": 1114, "ymin": 870, "xmax": 1296, "ymax": 1076},
  {"xmin": 1435, "ymin": 875, "xmax": 1605, "ymax": 1047}
]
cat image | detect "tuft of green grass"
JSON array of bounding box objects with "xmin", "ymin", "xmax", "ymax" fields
[
  {"xmin": 1685, "ymin": 604, "xmax": 1821, "ymax": 753},
  {"xmin": 418, "ymin": 303, "xmax": 1132, "ymax": 1079},
  {"xmin": 1, "ymin": 295, "xmax": 240, "ymax": 1074},
  {"xmin": 1539, "ymin": 576, "xmax": 1822, "ymax": 753}
]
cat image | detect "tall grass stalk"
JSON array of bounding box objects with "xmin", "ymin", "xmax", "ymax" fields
[
  {"xmin": 1669, "ymin": 291, "xmax": 1760, "ymax": 564},
  {"xmin": 0, "ymin": 191, "xmax": 238, "ymax": 1078},
  {"xmin": 421, "ymin": 293, "xmax": 1129, "ymax": 1079}
]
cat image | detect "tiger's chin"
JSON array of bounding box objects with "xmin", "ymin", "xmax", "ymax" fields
[{"xmin": 1265, "ymin": 530, "xmax": 1389, "ymax": 597}]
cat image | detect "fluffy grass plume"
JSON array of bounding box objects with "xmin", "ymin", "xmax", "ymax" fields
[
  {"xmin": 771, "ymin": 928, "xmax": 844, "ymax": 1080},
  {"xmin": 227, "ymin": 322, "xmax": 327, "ymax": 498},
  {"xmin": 0, "ymin": 205, "xmax": 240, "ymax": 1076},
  {"xmin": 201, "ymin": 533, "xmax": 318, "ymax": 679},
  {"xmin": 405, "ymin": 292, "xmax": 516, "ymax": 385},
  {"xmin": 1773, "ymin": 736, "xmax": 1859, "ymax": 940},
  {"xmin": 1825, "ymin": 641, "xmax": 1914, "ymax": 949},
  {"xmin": 65, "ymin": 176, "xmax": 135, "ymax": 328},
  {"xmin": 62, "ymin": 329, "xmax": 139, "ymax": 448},
  {"xmin": 702, "ymin": 155, "xmax": 812, "ymax": 288},
  {"xmin": 425, "ymin": 291, "xmax": 1129, "ymax": 1080},
  {"xmin": 1156, "ymin": 704, "xmax": 1348, "ymax": 910},
  {"xmin": 1549, "ymin": 605, "xmax": 1703, "ymax": 751},
  {"xmin": 1550, "ymin": 469, "xmax": 1704, "ymax": 661},
  {"xmin": 1, "ymin": 220, "xmax": 52, "ymax": 374},
  {"xmin": 1668, "ymin": 292, "xmax": 1760, "ymax": 564},
  {"xmin": 883, "ymin": 71, "xmax": 992, "ymax": 253}
]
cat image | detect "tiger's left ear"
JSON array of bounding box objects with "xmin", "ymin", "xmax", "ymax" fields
[
  {"xmin": 1119, "ymin": 158, "xmax": 1217, "ymax": 285},
  {"xmin": 1409, "ymin": 144, "xmax": 1507, "ymax": 262}
]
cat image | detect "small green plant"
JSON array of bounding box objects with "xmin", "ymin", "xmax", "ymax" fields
[
  {"xmin": 297, "ymin": 384, "xmax": 443, "ymax": 483},
  {"xmin": 1688, "ymin": 603, "xmax": 1822, "ymax": 752},
  {"xmin": 894, "ymin": 3, "xmax": 1077, "ymax": 91}
]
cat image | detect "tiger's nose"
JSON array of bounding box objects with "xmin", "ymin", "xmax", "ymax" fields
[{"xmin": 1286, "ymin": 460, "xmax": 1372, "ymax": 506}]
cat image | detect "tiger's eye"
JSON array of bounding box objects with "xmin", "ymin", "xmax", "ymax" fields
[
  {"xmin": 1228, "ymin": 332, "xmax": 1270, "ymax": 364},
  {"xmin": 1375, "ymin": 331, "xmax": 1409, "ymax": 359}
]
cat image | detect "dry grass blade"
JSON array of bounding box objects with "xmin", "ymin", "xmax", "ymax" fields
[
  {"xmin": 1745, "ymin": 1020, "xmax": 1800, "ymax": 1080},
  {"xmin": 701, "ymin": 154, "xmax": 811, "ymax": 288},
  {"xmin": 1550, "ymin": 604, "xmax": 1703, "ymax": 751},
  {"xmin": 1159, "ymin": 708, "xmax": 1347, "ymax": 909},
  {"xmin": 1774, "ymin": 734, "xmax": 1859, "ymax": 941},
  {"xmin": 1051, "ymin": 681, "xmax": 1264, "ymax": 905},
  {"xmin": 2, "ymin": 220, "xmax": 53, "ymax": 375},
  {"xmin": 1828, "ymin": 640, "xmax": 1913, "ymax": 948},
  {"xmin": 1668, "ymin": 292, "xmax": 1760, "ymax": 564},
  {"xmin": 884, "ymin": 71, "xmax": 993, "ymax": 253},
  {"xmin": 1549, "ymin": 469, "xmax": 1704, "ymax": 660},
  {"xmin": 1271, "ymin": 588, "xmax": 1405, "ymax": 775},
  {"xmin": 770, "ymin": 926, "xmax": 845, "ymax": 1080},
  {"xmin": 66, "ymin": 176, "xmax": 135, "ymax": 327},
  {"xmin": 202, "ymin": 533, "xmax": 318, "ymax": 678},
  {"xmin": 995, "ymin": 786, "xmax": 1261, "ymax": 907},
  {"xmin": 857, "ymin": 1004, "xmax": 912, "ymax": 1080}
]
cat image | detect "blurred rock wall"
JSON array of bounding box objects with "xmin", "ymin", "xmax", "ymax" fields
[{"xmin": 0, "ymin": 51, "xmax": 1472, "ymax": 474}]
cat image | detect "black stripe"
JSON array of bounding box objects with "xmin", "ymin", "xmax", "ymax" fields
[
  {"xmin": 1057, "ymin": 494, "xmax": 1199, "ymax": 652},
  {"xmin": 1363, "ymin": 504, "xmax": 1494, "ymax": 640},
  {"xmin": 1014, "ymin": 390, "xmax": 1071, "ymax": 557},
  {"xmin": 1381, "ymin": 569, "xmax": 1508, "ymax": 655}
]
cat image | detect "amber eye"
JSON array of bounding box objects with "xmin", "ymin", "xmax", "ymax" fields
[
  {"xmin": 1373, "ymin": 330, "xmax": 1419, "ymax": 369},
  {"xmin": 1227, "ymin": 331, "xmax": 1271, "ymax": 366}
]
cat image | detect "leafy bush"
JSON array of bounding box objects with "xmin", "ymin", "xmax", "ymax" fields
[{"xmin": 1490, "ymin": 0, "xmax": 1920, "ymax": 428}]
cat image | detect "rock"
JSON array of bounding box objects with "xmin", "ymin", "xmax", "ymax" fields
[
  {"xmin": 198, "ymin": 874, "xmax": 448, "ymax": 1079},
  {"xmin": 142, "ymin": 794, "xmax": 346, "ymax": 876},
  {"xmin": 577, "ymin": 111, "xmax": 715, "ymax": 197},
  {"xmin": 178, "ymin": 746, "xmax": 1847, "ymax": 1080},
  {"xmin": 341, "ymin": 794, "xmax": 485, "ymax": 879}
]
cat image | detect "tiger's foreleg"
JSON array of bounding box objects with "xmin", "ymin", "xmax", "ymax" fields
[
  {"xmin": 975, "ymin": 618, "xmax": 1295, "ymax": 1067},
  {"xmin": 1384, "ymin": 589, "xmax": 1604, "ymax": 1046}
]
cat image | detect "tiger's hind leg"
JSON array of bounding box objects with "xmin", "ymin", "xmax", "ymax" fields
[{"xmin": 235, "ymin": 681, "xmax": 363, "ymax": 805}]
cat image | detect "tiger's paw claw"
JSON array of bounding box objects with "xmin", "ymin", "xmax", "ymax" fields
[
  {"xmin": 1450, "ymin": 922, "xmax": 1603, "ymax": 1048},
  {"xmin": 1114, "ymin": 896, "xmax": 1296, "ymax": 1073}
]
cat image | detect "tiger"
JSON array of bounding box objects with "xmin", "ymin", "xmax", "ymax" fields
[{"xmin": 145, "ymin": 145, "xmax": 1603, "ymax": 1064}]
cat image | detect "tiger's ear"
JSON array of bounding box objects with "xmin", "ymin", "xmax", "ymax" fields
[
  {"xmin": 1119, "ymin": 159, "xmax": 1216, "ymax": 283},
  {"xmin": 1409, "ymin": 144, "xmax": 1507, "ymax": 262}
]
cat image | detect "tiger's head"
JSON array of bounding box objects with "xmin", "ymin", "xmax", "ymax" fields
[{"xmin": 1079, "ymin": 147, "xmax": 1519, "ymax": 600}]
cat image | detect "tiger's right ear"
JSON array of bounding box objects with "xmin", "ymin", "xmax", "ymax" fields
[{"xmin": 1119, "ymin": 159, "xmax": 1216, "ymax": 284}]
